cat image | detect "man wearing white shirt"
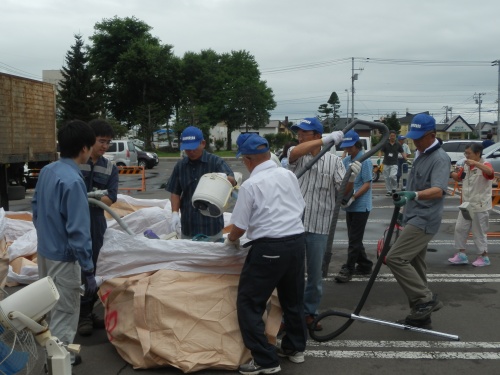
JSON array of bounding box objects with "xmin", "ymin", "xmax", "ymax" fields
[{"xmin": 226, "ymin": 133, "xmax": 307, "ymax": 375}]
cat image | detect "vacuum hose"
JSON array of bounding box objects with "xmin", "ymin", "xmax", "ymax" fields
[{"xmin": 87, "ymin": 197, "xmax": 134, "ymax": 236}]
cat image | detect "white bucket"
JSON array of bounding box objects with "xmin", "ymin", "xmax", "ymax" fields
[{"xmin": 192, "ymin": 173, "xmax": 233, "ymax": 217}]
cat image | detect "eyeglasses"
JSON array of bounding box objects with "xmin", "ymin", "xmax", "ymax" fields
[{"xmin": 297, "ymin": 131, "xmax": 315, "ymax": 138}]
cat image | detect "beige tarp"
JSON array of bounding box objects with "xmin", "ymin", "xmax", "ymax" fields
[{"xmin": 99, "ymin": 270, "xmax": 281, "ymax": 372}]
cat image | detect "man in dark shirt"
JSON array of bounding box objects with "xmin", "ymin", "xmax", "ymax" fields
[
  {"xmin": 165, "ymin": 126, "xmax": 236, "ymax": 240},
  {"xmin": 378, "ymin": 130, "xmax": 405, "ymax": 196}
]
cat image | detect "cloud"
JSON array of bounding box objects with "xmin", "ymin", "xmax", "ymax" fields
[{"xmin": 1, "ymin": 0, "xmax": 498, "ymax": 124}]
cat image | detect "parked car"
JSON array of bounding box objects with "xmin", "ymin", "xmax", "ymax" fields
[
  {"xmin": 135, "ymin": 145, "xmax": 159, "ymax": 169},
  {"xmin": 456, "ymin": 142, "xmax": 500, "ymax": 172},
  {"xmin": 441, "ymin": 140, "xmax": 482, "ymax": 164},
  {"xmin": 104, "ymin": 140, "xmax": 138, "ymax": 167}
]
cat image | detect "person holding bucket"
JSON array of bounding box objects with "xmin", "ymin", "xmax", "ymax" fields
[{"xmin": 165, "ymin": 126, "xmax": 236, "ymax": 241}]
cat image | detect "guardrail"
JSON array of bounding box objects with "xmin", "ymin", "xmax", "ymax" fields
[{"xmin": 117, "ymin": 166, "xmax": 146, "ymax": 194}]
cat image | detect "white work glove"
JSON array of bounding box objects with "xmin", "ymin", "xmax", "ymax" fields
[
  {"xmin": 171, "ymin": 212, "xmax": 182, "ymax": 237},
  {"xmin": 322, "ymin": 131, "xmax": 344, "ymax": 145},
  {"xmin": 224, "ymin": 237, "xmax": 240, "ymax": 249},
  {"xmin": 349, "ymin": 161, "xmax": 362, "ymax": 182},
  {"xmin": 341, "ymin": 196, "xmax": 355, "ymax": 208}
]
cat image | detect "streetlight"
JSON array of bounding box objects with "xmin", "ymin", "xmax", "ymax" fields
[{"xmin": 492, "ymin": 60, "xmax": 500, "ymax": 139}]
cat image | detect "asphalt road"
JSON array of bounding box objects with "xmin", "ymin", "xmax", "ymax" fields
[{"xmin": 5, "ymin": 157, "xmax": 500, "ymax": 375}]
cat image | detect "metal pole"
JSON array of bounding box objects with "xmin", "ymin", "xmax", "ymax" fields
[
  {"xmin": 345, "ymin": 89, "xmax": 349, "ymax": 123},
  {"xmin": 351, "ymin": 58, "xmax": 355, "ymax": 120},
  {"xmin": 494, "ymin": 60, "xmax": 500, "ymax": 140}
]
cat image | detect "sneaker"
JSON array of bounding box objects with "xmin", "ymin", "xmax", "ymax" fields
[
  {"xmin": 385, "ymin": 192, "xmax": 392, "ymax": 197},
  {"xmin": 77, "ymin": 316, "xmax": 93, "ymax": 336},
  {"xmin": 305, "ymin": 315, "xmax": 323, "ymax": 331},
  {"xmin": 396, "ymin": 317, "xmax": 432, "ymax": 329},
  {"xmin": 238, "ymin": 359, "xmax": 281, "ymax": 375},
  {"xmin": 277, "ymin": 347, "xmax": 305, "ymax": 364},
  {"xmin": 335, "ymin": 268, "xmax": 352, "ymax": 283},
  {"xmin": 406, "ymin": 296, "xmax": 443, "ymax": 321},
  {"xmin": 472, "ymin": 256, "xmax": 491, "ymax": 267},
  {"xmin": 448, "ymin": 252, "xmax": 468, "ymax": 265}
]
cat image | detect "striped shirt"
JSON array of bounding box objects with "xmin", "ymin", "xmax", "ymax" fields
[
  {"xmin": 288, "ymin": 148, "xmax": 345, "ymax": 235},
  {"xmin": 165, "ymin": 150, "xmax": 234, "ymax": 237},
  {"xmin": 80, "ymin": 156, "xmax": 119, "ymax": 210}
]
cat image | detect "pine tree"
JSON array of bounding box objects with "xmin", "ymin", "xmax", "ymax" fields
[{"xmin": 57, "ymin": 34, "xmax": 100, "ymax": 125}]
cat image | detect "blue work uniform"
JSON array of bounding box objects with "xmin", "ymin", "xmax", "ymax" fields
[
  {"xmin": 80, "ymin": 157, "xmax": 118, "ymax": 269},
  {"xmin": 165, "ymin": 150, "xmax": 234, "ymax": 237}
]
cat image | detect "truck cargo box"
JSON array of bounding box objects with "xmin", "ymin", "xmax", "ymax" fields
[{"xmin": 0, "ymin": 73, "xmax": 57, "ymax": 164}]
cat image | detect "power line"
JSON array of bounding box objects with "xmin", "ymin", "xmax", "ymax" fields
[
  {"xmin": 0, "ymin": 61, "xmax": 42, "ymax": 80},
  {"xmin": 261, "ymin": 57, "xmax": 492, "ymax": 75}
]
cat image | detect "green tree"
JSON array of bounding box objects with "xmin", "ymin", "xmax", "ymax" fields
[
  {"xmin": 381, "ymin": 112, "xmax": 401, "ymax": 133},
  {"xmin": 88, "ymin": 16, "xmax": 181, "ymax": 148},
  {"xmin": 217, "ymin": 50, "xmax": 276, "ymax": 150},
  {"xmin": 57, "ymin": 34, "xmax": 100, "ymax": 126},
  {"xmin": 317, "ymin": 91, "xmax": 341, "ymax": 132}
]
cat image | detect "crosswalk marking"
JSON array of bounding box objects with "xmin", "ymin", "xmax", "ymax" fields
[
  {"xmin": 324, "ymin": 273, "xmax": 500, "ymax": 283},
  {"xmin": 306, "ymin": 340, "xmax": 500, "ymax": 349},
  {"xmin": 306, "ymin": 350, "xmax": 500, "ymax": 360}
]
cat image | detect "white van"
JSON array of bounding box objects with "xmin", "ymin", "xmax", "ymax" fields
[
  {"xmin": 104, "ymin": 140, "xmax": 138, "ymax": 167},
  {"xmin": 441, "ymin": 140, "xmax": 482, "ymax": 164}
]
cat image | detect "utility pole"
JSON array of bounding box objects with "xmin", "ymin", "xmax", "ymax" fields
[
  {"xmin": 351, "ymin": 57, "xmax": 364, "ymax": 120},
  {"xmin": 443, "ymin": 106, "xmax": 453, "ymax": 122},
  {"xmin": 474, "ymin": 92, "xmax": 486, "ymax": 128},
  {"xmin": 492, "ymin": 60, "xmax": 500, "ymax": 140},
  {"xmin": 345, "ymin": 89, "xmax": 349, "ymax": 123}
]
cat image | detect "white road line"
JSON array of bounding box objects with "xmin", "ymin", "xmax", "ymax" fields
[
  {"xmin": 329, "ymin": 240, "xmax": 500, "ymax": 245},
  {"xmin": 324, "ymin": 277, "xmax": 500, "ymax": 282},
  {"xmin": 306, "ymin": 350, "xmax": 500, "ymax": 360},
  {"xmin": 324, "ymin": 274, "xmax": 500, "ymax": 283},
  {"xmin": 306, "ymin": 340, "xmax": 500, "ymax": 349},
  {"xmin": 325, "ymin": 273, "xmax": 500, "ymax": 278}
]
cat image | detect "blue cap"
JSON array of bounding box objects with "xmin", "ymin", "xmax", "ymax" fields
[
  {"xmin": 397, "ymin": 135, "xmax": 406, "ymax": 140},
  {"xmin": 340, "ymin": 130, "xmax": 360, "ymax": 148},
  {"xmin": 291, "ymin": 117, "xmax": 324, "ymax": 134},
  {"xmin": 180, "ymin": 126, "xmax": 204, "ymax": 150},
  {"xmin": 406, "ymin": 114, "xmax": 436, "ymax": 140},
  {"xmin": 236, "ymin": 133, "xmax": 269, "ymax": 157}
]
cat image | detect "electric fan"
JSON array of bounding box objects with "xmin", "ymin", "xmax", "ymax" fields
[{"xmin": 0, "ymin": 277, "xmax": 76, "ymax": 375}]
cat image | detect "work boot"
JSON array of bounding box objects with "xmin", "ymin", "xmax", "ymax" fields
[
  {"xmin": 335, "ymin": 267, "xmax": 353, "ymax": 283},
  {"xmin": 92, "ymin": 313, "xmax": 106, "ymax": 329},
  {"xmin": 78, "ymin": 315, "xmax": 93, "ymax": 336}
]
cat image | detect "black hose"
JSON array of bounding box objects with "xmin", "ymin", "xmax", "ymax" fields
[{"xmin": 309, "ymin": 203, "xmax": 401, "ymax": 341}]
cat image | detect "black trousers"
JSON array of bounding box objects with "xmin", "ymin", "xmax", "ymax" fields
[
  {"xmin": 237, "ymin": 233, "xmax": 307, "ymax": 367},
  {"xmin": 344, "ymin": 211, "xmax": 373, "ymax": 272}
]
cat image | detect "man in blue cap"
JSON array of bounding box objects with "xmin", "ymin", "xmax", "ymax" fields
[
  {"xmin": 386, "ymin": 113, "xmax": 451, "ymax": 328},
  {"xmin": 287, "ymin": 118, "xmax": 360, "ymax": 330},
  {"xmin": 226, "ymin": 133, "xmax": 307, "ymax": 374},
  {"xmin": 165, "ymin": 126, "xmax": 236, "ymax": 240},
  {"xmin": 335, "ymin": 130, "xmax": 373, "ymax": 283}
]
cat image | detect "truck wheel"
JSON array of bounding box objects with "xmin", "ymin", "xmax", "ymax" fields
[
  {"xmin": 8, "ymin": 186, "xmax": 26, "ymax": 200},
  {"xmin": 372, "ymin": 170, "xmax": 380, "ymax": 182}
]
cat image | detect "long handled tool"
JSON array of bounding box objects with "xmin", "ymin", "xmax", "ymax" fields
[
  {"xmin": 308, "ymin": 201, "xmax": 460, "ymax": 342},
  {"xmin": 295, "ymin": 119, "xmax": 391, "ymax": 277}
]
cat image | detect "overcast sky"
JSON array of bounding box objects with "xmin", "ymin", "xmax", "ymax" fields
[{"xmin": 1, "ymin": 0, "xmax": 499, "ymax": 125}]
